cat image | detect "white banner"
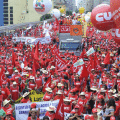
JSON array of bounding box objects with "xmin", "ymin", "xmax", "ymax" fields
[
  {"xmin": 86, "ymin": 47, "xmax": 95, "ymax": 56},
  {"xmin": 36, "ymin": 36, "xmax": 51, "ymax": 44},
  {"xmin": 15, "ymin": 100, "xmax": 59, "ymax": 120},
  {"xmin": 73, "ymin": 59, "xmax": 84, "ymax": 67}
]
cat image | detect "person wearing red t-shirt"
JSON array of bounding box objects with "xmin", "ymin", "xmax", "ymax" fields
[
  {"xmin": 1, "ymin": 82, "xmax": 11, "ymax": 100},
  {"xmin": 20, "ymin": 92, "xmax": 31, "ymax": 103},
  {"xmin": 45, "ymin": 106, "xmax": 56, "ymax": 120},
  {"xmin": 63, "ymin": 98, "xmax": 72, "ymax": 113},
  {"xmin": 77, "ymin": 92, "xmax": 88, "ymax": 114},
  {"xmin": 2, "ymin": 99, "xmax": 13, "ymax": 113},
  {"xmin": 27, "ymin": 109, "xmax": 40, "ymax": 120},
  {"xmin": 12, "ymin": 70, "xmax": 21, "ymax": 84},
  {"xmin": 5, "ymin": 110, "xmax": 15, "ymax": 120},
  {"xmin": 54, "ymin": 90, "xmax": 65, "ymax": 100},
  {"xmin": 7, "ymin": 63, "xmax": 13, "ymax": 75},
  {"xmin": 43, "ymin": 88, "xmax": 53, "ymax": 101},
  {"xmin": 10, "ymin": 82, "xmax": 21, "ymax": 101},
  {"xmin": 0, "ymin": 88, "xmax": 3, "ymax": 109},
  {"xmin": 36, "ymin": 71, "xmax": 43, "ymax": 92},
  {"xmin": 28, "ymin": 76, "xmax": 36, "ymax": 91}
]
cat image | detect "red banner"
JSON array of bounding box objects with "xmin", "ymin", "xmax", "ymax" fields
[{"xmin": 59, "ymin": 25, "xmax": 70, "ymax": 33}]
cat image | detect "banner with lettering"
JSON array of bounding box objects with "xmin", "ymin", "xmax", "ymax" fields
[
  {"xmin": 59, "ymin": 25, "xmax": 70, "ymax": 33},
  {"xmin": 55, "ymin": 54, "xmax": 67, "ymax": 69},
  {"xmin": 15, "ymin": 100, "xmax": 59, "ymax": 120},
  {"xmin": 15, "ymin": 90, "xmax": 44, "ymax": 103}
]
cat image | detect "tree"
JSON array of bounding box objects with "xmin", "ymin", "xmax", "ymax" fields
[
  {"xmin": 66, "ymin": 11, "xmax": 72, "ymax": 16},
  {"xmin": 40, "ymin": 14, "xmax": 52, "ymax": 21}
]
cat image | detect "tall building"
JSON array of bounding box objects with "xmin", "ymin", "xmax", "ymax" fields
[
  {"xmin": 54, "ymin": 0, "xmax": 76, "ymax": 11},
  {"xmin": 2, "ymin": 0, "xmax": 54, "ymax": 26},
  {"xmin": 77, "ymin": 0, "xmax": 110, "ymax": 13},
  {"xmin": 0, "ymin": 0, "xmax": 4, "ymax": 26}
]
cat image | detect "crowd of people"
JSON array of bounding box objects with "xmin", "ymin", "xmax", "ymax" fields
[{"xmin": 0, "ymin": 14, "xmax": 120, "ymax": 120}]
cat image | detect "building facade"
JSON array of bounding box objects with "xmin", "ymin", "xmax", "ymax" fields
[
  {"xmin": 2, "ymin": 0, "xmax": 54, "ymax": 26},
  {"xmin": 77, "ymin": 0, "xmax": 110, "ymax": 13},
  {"xmin": 0, "ymin": 0, "xmax": 4, "ymax": 26}
]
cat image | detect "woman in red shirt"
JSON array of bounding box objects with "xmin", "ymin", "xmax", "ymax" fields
[
  {"xmin": 43, "ymin": 87, "xmax": 53, "ymax": 101},
  {"xmin": 28, "ymin": 76, "xmax": 36, "ymax": 91},
  {"xmin": 63, "ymin": 98, "xmax": 72, "ymax": 113},
  {"xmin": 45, "ymin": 106, "xmax": 56, "ymax": 120},
  {"xmin": 27, "ymin": 109, "xmax": 40, "ymax": 120}
]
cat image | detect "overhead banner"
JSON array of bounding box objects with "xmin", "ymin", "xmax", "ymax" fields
[
  {"xmin": 15, "ymin": 100, "xmax": 59, "ymax": 120},
  {"xmin": 70, "ymin": 25, "xmax": 83, "ymax": 36},
  {"xmin": 59, "ymin": 25, "xmax": 70, "ymax": 33}
]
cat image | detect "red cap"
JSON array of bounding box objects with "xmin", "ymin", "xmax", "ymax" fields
[
  {"xmin": 110, "ymin": 116, "xmax": 115, "ymax": 120},
  {"xmin": 6, "ymin": 110, "xmax": 12, "ymax": 115},
  {"xmin": 74, "ymin": 104, "xmax": 80, "ymax": 109},
  {"xmin": 85, "ymin": 115, "xmax": 90, "ymax": 120},
  {"xmin": 70, "ymin": 88, "xmax": 78, "ymax": 93},
  {"xmin": 50, "ymin": 84, "xmax": 55, "ymax": 89},
  {"xmin": 31, "ymin": 103, "xmax": 37, "ymax": 108},
  {"xmin": 37, "ymin": 71, "xmax": 40, "ymax": 74},
  {"xmin": 2, "ymin": 81, "xmax": 6, "ymax": 85},
  {"xmin": 98, "ymin": 95, "xmax": 104, "ymax": 99},
  {"xmin": 61, "ymin": 79, "xmax": 65, "ymax": 82},
  {"xmin": 92, "ymin": 108, "xmax": 97, "ymax": 113}
]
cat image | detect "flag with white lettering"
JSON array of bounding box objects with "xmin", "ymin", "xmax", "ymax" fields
[
  {"xmin": 86, "ymin": 47, "xmax": 95, "ymax": 56},
  {"xmin": 54, "ymin": 94, "xmax": 64, "ymax": 120}
]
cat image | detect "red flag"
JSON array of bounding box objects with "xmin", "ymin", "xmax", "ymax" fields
[
  {"xmin": 55, "ymin": 54, "xmax": 67, "ymax": 69},
  {"xmin": 32, "ymin": 60, "xmax": 36, "ymax": 76},
  {"xmin": 80, "ymin": 64, "xmax": 89, "ymax": 79},
  {"xmin": 42, "ymin": 76, "xmax": 51, "ymax": 93},
  {"xmin": 54, "ymin": 94, "xmax": 64, "ymax": 120},
  {"xmin": 24, "ymin": 57, "xmax": 28, "ymax": 67},
  {"xmin": 80, "ymin": 49, "xmax": 86, "ymax": 58},
  {"xmin": 12, "ymin": 50, "xmax": 15, "ymax": 66},
  {"xmin": 34, "ymin": 43, "xmax": 39, "ymax": 61},
  {"xmin": 103, "ymin": 52, "xmax": 110, "ymax": 64}
]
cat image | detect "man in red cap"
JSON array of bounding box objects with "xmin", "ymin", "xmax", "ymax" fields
[
  {"xmin": 5, "ymin": 110, "xmax": 15, "ymax": 120},
  {"xmin": 1, "ymin": 82, "xmax": 11, "ymax": 100}
]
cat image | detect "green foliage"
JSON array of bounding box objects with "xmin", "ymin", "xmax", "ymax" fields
[
  {"xmin": 40, "ymin": 14, "xmax": 52, "ymax": 21},
  {"xmin": 66, "ymin": 11, "xmax": 72, "ymax": 16}
]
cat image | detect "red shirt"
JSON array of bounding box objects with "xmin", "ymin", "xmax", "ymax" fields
[
  {"xmin": 12, "ymin": 74, "xmax": 21, "ymax": 84},
  {"xmin": 64, "ymin": 103, "xmax": 72, "ymax": 113},
  {"xmin": 21, "ymin": 98, "xmax": 31, "ymax": 103},
  {"xmin": 36, "ymin": 76, "xmax": 43, "ymax": 89},
  {"xmin": 10, "ymin": 86, "xmax": 19, "ymax": 101},
  {"xmin": 7, "ymin": 65, "xmax": 13, "ymax": 75},
  {"xmin": 0, "ymin": 95, "xmax": 3, "ymax": 109},
  {"xmin": 2, "ymin": 104, "xmax": 13, "ymax": 113},
  {"xmin": 68, "ymin": 94, "xmax": 78, "ymax": 102},
  {"xmin": 29, "ymin": 82, "xmax": 36, "ymax": 90},
  {"xmin": 27, "ymin": 117, "xmax": 40, "ymax": 120},
  {"xmin": 43, "ymin": 92, "xmax": 53, "ymax": 101},
  {"xmin": 2, "ymin": 87, "xmax": 10, "ymax": 100},
  {"xmin": 5, "ymin": 116, "xmax": 15, "ymax": 120},
  {"xmin": 45, "ymin": 111, "xmax": 55, "ymax": 120}
]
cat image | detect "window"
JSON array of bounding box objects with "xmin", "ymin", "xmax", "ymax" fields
[
  {"xmin": 4, "ymin": 21, "xmax": 8, "ymax": 24},
  {"xmin": 3, "ymin": 10, "xmax": 8, "ymax": 13},
  {"xmin": 10, "ymin": 14, "xmax": 13, "ymax": 17},
  {"xmin": 4, "ymin": 18, "xmax": 8, "ymax": 20},
  {"xmin": 3, "ymin": 3, "xmax": 8, "ymax": 6},
  {"xmin": 10, "ymin": 21, "xmax": 13, "ymax": 24},
  {"xmin": 3, "ymin": 7, "xmax": 8, "ymax": 9},
  {"xmin": 4, "ymin": 14, "xmax": 8, "ymax": 17},
  {"xmin": 10, "ymin": 10, "xmax": 13, "ymax": 13},
  {"xmin": 10, "ymin": 18, "xmax": 13, "ymax": 20},
  {"xmin": 4, "ymin": 0, "xmax": 8, "ymax": 2},
  {"xmin": 10, "ymin": 7, "xmax": 13, "ymax": 9}
]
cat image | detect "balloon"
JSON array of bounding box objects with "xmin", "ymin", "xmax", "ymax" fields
[
  {"xmin": 59, "ymin": 7, "xmax": 65, "ymax": 14},
  {"xmin": 79, "ymin": 7, "xmax": 85, "ymax": 14},
  {"xmin": 51, "ymin": 9, "xmax": 60, "ymax": 19},
  {"xmin": 33, "ymin": 0, "xmax": 52, "ymax": 15},
  {"xmin": 110, "ymin": 0, "xmax": 120, "ymax": 27},
  {"xmin": 85, "ymin": 15, "xmax": 90, "ymax": 23},
  {"xmin": 111, "ymin": 27, "xmax": 120, "ymax": 44},
  {"xmin": 72, "ymin": 12, "xmax": 76, "ymax": 16},
  {"xmin": 91, "ymin": 4, "xmax": 115, "ymax": 31}
]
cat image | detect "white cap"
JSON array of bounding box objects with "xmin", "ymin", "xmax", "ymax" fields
[
  {"xmin": 46, "ymin": 106, "xmax": 56, "ymax": 111},
  {"xmin": 45, "ymin": 87, "xmax": 52, "ymax": 92},
  {"xmin": 15, "ymin": 70, "xmax": 18, "ymax": 72},
  {"xmin": 23, "ymin": 92, "xmax": 30, "ymax": 98},
  {"xmin": 80, "ymin": 92, "xmax": 85, "ymax": 96},
  {"xmin": 3, "ymin": 99, "xmax": 10, "ymax": 106},
  {"xmin": 13, "ymin": 81, "xmax": 17, "ymax": 85}
]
